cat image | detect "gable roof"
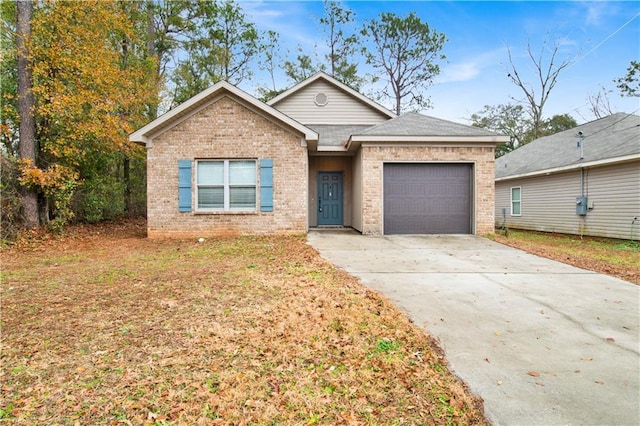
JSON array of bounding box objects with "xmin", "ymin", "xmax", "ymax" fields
[
  {"xmin": 307, "ymin": 125, "xmax": 373, "ymax": 146},
  {"xmin": 346, "ymin": 112, "xmax": 509, "ymax": 150},
  {"xmin": 357, "ymin": 112, "xmax": 505, "ymax": 138},
  {"xmin": 496, "ymin": 113, "xmax": 640, "ymax": 180},
  {"xmin": 267, "ymin": 72, "xmax": 396, "ymax": 119},
  {"xmin": 129, "ymin": 80, "xmax": 318, "ymax": 146}
]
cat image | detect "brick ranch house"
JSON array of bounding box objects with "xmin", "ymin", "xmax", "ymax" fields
[{"xmin": 129, "ymin": 72, "xmax": 508, "ymax": 238}]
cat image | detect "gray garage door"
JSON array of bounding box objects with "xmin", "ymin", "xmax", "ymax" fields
[{"xmin": 384, "ymin": 163, "xmax": 472, "ymax": 234}]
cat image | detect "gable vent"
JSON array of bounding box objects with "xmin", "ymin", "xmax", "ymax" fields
[{"xmin": 314, "ymin": 92, "xmax": 328, "ymax": 107}]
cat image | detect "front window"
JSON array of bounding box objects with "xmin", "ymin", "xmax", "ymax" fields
[
  {"xmin": 511, "ymin": 186, "xmax": 521, "ymax": 216},
  {"xmin": 197, "ymin": 160, "xmax": 256, "ymax": 211}
]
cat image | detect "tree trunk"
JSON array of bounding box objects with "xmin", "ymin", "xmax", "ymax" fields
[
  {"xmin": 16, "ymin": 0, "xmax": 39, "ymax": 228},
  {"xmin": 146, "ymin": 0, "xmax": 158, "ymax": 120},
  {"xmin": 123, "ymin": 157, "xmax": 131, "ymax": 216}
]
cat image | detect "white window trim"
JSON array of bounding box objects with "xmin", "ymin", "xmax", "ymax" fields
[
  {"xmin": 196, "ymin": 159, "xmax": 257, "ymax": 212},
  {"xmin": 510, "ymin": 186, "xmax": 522, "ymax": 216}
]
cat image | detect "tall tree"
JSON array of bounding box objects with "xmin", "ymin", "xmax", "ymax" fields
[
  {"xmin": 283, "ymin": 46, "xmax": 320, "ymax": 85},
  {"xmin": 616, "ymin": 60, "xmax": 639, "ymax": 97},
  {"xmin": 145, "ymin": 0, "xmax": 206, "ymax": 118},
  {"xmin": 506, "ymin": 40, "xmax": 572, "ymax": 140},
  {"xmin": 585, "ymin": 86, "xmax": 614, "ymax": 120},
  {"xmin": 361, "ymin": 12, "xmax": 446, "ymax": 114},
  {"xmin": 16, "ymin": 0, "xmax": 38, "ymax": 227},
  {"xmin": 171, "ymin": 0, "xmax": 261, "ymax": 105},
  {"xmin": 1, "ymin": 2, "xmax": 18, "ymax": 156},
  {"xmin": 470, "ymin": 104, "xmax": 531, "ymax": 157},
  {"xmin": 15, "ymin": 0, "xmax": 157, "ymax": 228},
  {"xmin": 318, "ymin": 0, "xmax": 362, "ymax": 90},
  {"xmin": 541, "ymin": 114, "xmax": 577, "ymax": 136},
  {"xmin": 256, "ymin": 30, "xmax": 286, "ymax": 101},
  {"xmin": 471, "ymin": 104, "xmax": 577, "ymax": 158}
]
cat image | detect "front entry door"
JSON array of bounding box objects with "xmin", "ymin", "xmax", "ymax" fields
[{"xmin": 318, "ymin": 172, "xmax": 343, "ymax": 226}]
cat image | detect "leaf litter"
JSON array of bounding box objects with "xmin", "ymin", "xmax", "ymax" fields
[{"xmin": 1, "ymin": 219, "xmax": 486, "ymax": 424}]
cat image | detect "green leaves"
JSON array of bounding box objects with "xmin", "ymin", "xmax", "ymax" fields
[
  {"xmin": 170, "ymin": 0, "xmax": 262, "ymax": 106},
  {"xmin": 361, "ymin": 12, "xmax": 447, "ymax": 114},
  {"xmin": 616, "ymin": 60, "xmax": 640, "ymax": 98}
]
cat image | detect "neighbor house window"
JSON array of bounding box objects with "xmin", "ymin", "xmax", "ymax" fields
[
  {"xmin": 196, "ymin": 160, "xmax": 256, "ymax": 211},
  {"xmin": 510, "ymin": 186, "xmax": 521, "ymax": 216}
]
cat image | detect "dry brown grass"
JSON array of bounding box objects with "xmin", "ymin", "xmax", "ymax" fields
[
  {"xmin": 492, "ymin": 229, "xmax": 640, "ymax": 284},
  {"xmin": 1, "ymin": 220, "xmax": 486, "ymax": 425}
]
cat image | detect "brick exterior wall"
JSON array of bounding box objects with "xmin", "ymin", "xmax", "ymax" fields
[
  {"xmin": 359, "ymin": 145, "xmax": 496, "ymax": 235},
  {"xmin": 147, "ymin": 95, "xmax": 308, "ymax": 238}
]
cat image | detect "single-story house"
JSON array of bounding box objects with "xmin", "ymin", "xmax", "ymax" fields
[
  {"xmin": 495, "ymin": 113, "xmax": 640, "ymax": 239},
  {"xmin": 130, "ymin": 72, "xmax": 508, "ymax": 238}
]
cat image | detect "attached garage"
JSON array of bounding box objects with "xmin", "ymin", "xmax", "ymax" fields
[{"xmin": 383, "ymin": 163, "xmax": 472, "ymax": 234}]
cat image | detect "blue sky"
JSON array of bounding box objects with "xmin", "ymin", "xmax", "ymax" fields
[{"xmin": 237, "ymin": 0, "xmax": 640, "ymax": 124}]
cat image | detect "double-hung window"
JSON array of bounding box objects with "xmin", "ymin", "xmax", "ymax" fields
[
  {"xmin": 197, "ymin": 160, "xmax": 256, "ymax": 211},
  {"xmin": 510, "ymin": 186, "xmax": 521, "ymax": 216}
]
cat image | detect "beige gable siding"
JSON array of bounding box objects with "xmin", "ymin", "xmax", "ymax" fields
[
  {"xmin": 272, "ymin": 80, "xmax": 390, "ymax": 125},
  {"xmin": 495, "ymin": 161, "xmax": 640, "ymax": 239},
  {"xmin": 146, "ymin": 96, "xmax": 308, "ymax": 237}
]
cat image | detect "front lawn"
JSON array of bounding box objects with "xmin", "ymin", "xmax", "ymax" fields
[{"xmin": 1, "ymin": 221, "xmax": 485, "ymax": 424}]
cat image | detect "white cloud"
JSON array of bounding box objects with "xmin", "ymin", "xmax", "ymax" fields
[
  {"xmin": 584, "ymin": 2, "xmax": 610, "ymax": 26},
  {"xmin": 437, "ymin": 62, "xmax": 480, "ymax": 84},
  {"xmin": 437, "ymin": 47, "xmax": 508, "ymax": 84}
]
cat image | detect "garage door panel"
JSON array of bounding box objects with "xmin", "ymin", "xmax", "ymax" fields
[{"xmin": 384, "ymin": 163, "xmax": 471, "ymax": 234}]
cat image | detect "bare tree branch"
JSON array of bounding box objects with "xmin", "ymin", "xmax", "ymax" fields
[{"xmin": 506, "ymin": 39, "xmax": 572, "ymax": 139}]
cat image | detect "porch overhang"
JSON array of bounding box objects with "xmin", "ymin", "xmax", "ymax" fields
[{"xmin": 345, "ymin": 134, "xmax": 511, "ymax": 151}]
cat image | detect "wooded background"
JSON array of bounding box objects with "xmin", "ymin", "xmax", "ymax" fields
[{"xmin": 2, "ymin": 0, "xmax": 636, "ymax": 240}]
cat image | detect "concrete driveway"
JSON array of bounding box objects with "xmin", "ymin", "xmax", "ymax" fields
[{"xmin": 307, "ymin": 231, "xmax": 640, "ymax": 426}]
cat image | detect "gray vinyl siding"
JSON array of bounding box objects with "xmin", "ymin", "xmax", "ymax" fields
[
  {"xmin": 495, "ymin": 160, "xmax": 640, "ymax": 239},
  {"xmin": 272, "ymin": 80, "xmax": 389, "ymax": 125},
  {"xmin": 585, "ymin": 162, "xmax": 640, "ymax": 239}
]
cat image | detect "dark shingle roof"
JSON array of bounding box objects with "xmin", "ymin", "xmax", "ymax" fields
[
  {"xmin": 308, "ymin": 125, "xmax": 373, "ymax": 146},
  {"xmin": 496, "ymin": 113, "xmax": 640, "ymax": 179},
  {"xmin": 356, "ymin": 112, "xmax": 502, "ymax": 137}
]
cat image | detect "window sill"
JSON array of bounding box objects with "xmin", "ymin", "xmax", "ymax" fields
[{"xmin": 194, "ymin": 210, "xmax": 257, "ymax": 215}]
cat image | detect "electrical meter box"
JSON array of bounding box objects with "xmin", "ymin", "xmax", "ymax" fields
[{"xmin": 576, "ymin": 196, "xmax": 588, "ymax": 216}]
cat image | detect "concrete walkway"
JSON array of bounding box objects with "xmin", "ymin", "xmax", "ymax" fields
[{"xmin": 307, "ymin": 231, "xmax": 640, "ymax": 426}]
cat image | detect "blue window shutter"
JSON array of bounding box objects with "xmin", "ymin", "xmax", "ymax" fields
[
  {"xmin": 260, "ymin": 159, "xmax": 273, "ymax": 212},
  {"xmin": 178, "ymin": 160, "xmax": 192, "ymax": 212}
]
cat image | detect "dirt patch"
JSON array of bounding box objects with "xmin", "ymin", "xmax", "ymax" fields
[{"xmin": 1, "ymin": 219, "xmax": 486, "ymax": 424}]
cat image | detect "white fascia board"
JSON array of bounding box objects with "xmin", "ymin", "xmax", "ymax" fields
[
  {"xmin": 129, "ymin": 81, "xmax": 230, "ymax": 145},
  {"xmin": 349, "ymin": 135, "xmax": 510, "ymax": 144},
  {"xmin": 495, "ymin": 153, "xmax": 640, "ymax": 182},
  {"xmin": 268, "ymin": 72, "xmax": 396, "ymax": 119},
  {"xmin": 345, "ymin": 135, "xmax": 509, "ymax": 151},
  {"xmin": 129, "ymin": 81, "xmax": 318, "ymax": 146},
  {"xmin": 317, "ymin": 145, "xmax": 348, "ymax": 152}
]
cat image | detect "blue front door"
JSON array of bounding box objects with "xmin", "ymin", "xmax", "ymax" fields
[{"xmin": 318, "ymin": 172, "xmax": 343, "ymax": 226}]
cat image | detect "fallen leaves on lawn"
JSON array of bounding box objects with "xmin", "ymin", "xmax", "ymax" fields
[
  {"xmin": 1, "ymin": 220, "xmax": 487, "ymax": 424},
  {"xmin": 491, "ymin": 231, "xmax": 639, "ymax": 284}
]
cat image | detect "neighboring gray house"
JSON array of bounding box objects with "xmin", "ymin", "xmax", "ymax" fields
[{"xmin": 495, "ymin": 113, "xmax": 640, "ymax": 239}]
